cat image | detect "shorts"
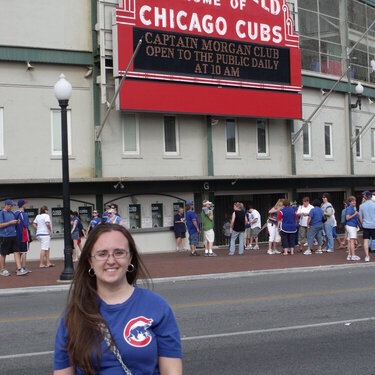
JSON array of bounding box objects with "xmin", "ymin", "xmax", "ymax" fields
[
  {"xmin": 250, "ymin": 227, "xmax": 260, "ymax": 238},
  {"xmin": 346, "ymin": 225, "xmax": 357, "ymax": 240},
  {"xmin": 37, "ymin": 235, "xmax": 51, "ymax": 250},
  {"xmin": 203, "ymin": 229, "xmax": 215, "ymax": 243},
  {"xmin": 19, "ymin": 242, "xmax": 29, "ymax": 253},
  {"xmin": 244, "ymin": 227, "xmax": 251, "ymax": 239},
  {"xmin": 362, "ymin": 227, "xmax": 375, "ymax": 240},
  {"xmin": 298, "ymin": 226, "xmax": 308, "ymax": 242},
  {"xmin": 267, "ymin": 222, "xmax": 277, "ymax": 242},
  {"xmin": 280, "ymin": 231, "xmax": 296, "ymax": 249},
  {"xmin": 0, "ymin": 237, "xmax": 19, "ymax": 255},
  {"xmin": 174, "ymin": 231, "xmax": 186, "ymax": 239},
  {"xmin": 188, "ymin": 232, "xmax": 199, "ymax": 246},
  {"xmin": 71, "ymin": 232, "xmax": 79, "ymax": 241}
]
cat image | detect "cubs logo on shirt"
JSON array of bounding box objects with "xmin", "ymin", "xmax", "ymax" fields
[{"xmin": 124, "ymin": 316, "xmax": 153, "ymax": 347}]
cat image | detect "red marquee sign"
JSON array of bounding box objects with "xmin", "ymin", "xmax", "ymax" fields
[{"xmin": 114, "ymin": 0, "xmax": 302, "ymax": 119}]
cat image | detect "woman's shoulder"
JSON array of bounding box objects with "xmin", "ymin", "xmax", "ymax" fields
[{"xmin": 135, "ymin": 287, "xmax": 170, "ymax": 308}]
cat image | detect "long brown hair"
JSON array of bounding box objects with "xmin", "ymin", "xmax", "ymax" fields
[{"xmin": 64, "ymin": 224, "xmax": 150, "ymax": 374}]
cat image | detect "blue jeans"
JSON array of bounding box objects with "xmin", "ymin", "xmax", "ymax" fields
[
  {"xmin": 229, "ymin": 230, "xmax": 244, "ymax": 255},
  {"xmin": 307, "ymin": 224, "xmax": 323, "ymax": 246},
  {"xmin": 324, "ymin": 222, "xmax": 334, "ymax": 251}
]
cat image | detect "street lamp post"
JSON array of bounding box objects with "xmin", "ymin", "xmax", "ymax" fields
[{"xmin": 54, "ymin": 74, "xmax": 74, "ymax": 281}]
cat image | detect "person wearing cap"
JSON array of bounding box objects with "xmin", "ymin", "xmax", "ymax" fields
[
  {"xmin": 0, "ymin": 199, "xmax": 28, "ymax": 276},
  {"xmin": 201, "ymin": 200, "xmax": 216, "ymax": 257},
  {"xmin": 34, "ymin": 205, "xmax": 54, "ymax": 268},
  {"xmin": 14, "ymin": 199, "xmax": 32, "ymax": 273},
  {"xmin": 185, "ymin": 200, "xmax": 200, "ymax": 256},
  {"xmin": 359, "ymin": 190, "xmax": 375, "ymax": 262}
]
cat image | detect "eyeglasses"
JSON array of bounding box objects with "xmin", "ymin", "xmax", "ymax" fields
[{"xmin": 92, "ymin": 249, "xmax": 129, "ymax": 261}]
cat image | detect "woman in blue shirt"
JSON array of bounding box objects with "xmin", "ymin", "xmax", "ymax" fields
[
  {"xmin": 54, "ymin": 224, "xmax": 182, "ymax": 375},
  {"xmin": 345, "ymin": 196, "xmax": 360, "ymax": 261}
]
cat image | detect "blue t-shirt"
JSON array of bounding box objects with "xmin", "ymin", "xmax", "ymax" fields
[
  {"xmin": 345, "ymin": 206, "xmax": 359, "ymax": 227},
  {"xmin": 90, "ymin": 217, "xmax": 102, "ymax": 229},
  {"xmin": 14, "ymin": 210, "xmax": 30, "ymax": 242},
  {"xmin": 54, "ymin": 287, "xmax": 182, "ymax": 374},
  {"xmin": 0, "ymin": 210, "xmax": 17, "ymax": 237},
  {"xmin": 106, "ymin": 214, "xmax": 121, "ymax": 224},
  {"xmin": 309, "ymin": 207, "xmax": 324, "ymax": 226},
  {"xmin": 359, "ymin": 200, "xmax": 375, "ymax": 229},
  {"xmin": 186, "ymin": 210, "xmax": 200, "ymax": 235}
]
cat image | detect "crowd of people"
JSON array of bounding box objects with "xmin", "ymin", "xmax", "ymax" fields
[{"xmin": 174, "ymin": 191, "xmax": 375, "ymax": 262}]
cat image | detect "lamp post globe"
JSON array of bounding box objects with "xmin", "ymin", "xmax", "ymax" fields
[
  {"xmin": 54, "ymin": 74, "xmax": 74, "ymax": 281},
  {"xmin": 355, "ymin": 82, "xmax": 364, "ymax": 96}
]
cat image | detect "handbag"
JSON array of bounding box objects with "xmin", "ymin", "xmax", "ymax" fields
[
  {"xmin": 275, "ymin": 231, "xmax": 281, "ymax": 243},
  {"xmin": 98, "ymin": 322, "xmax": 133, "ymax": 375}
]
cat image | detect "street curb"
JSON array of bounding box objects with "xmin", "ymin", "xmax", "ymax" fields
[{"xmin": 1, "ymin": 262, "xmax": 374, "ymax": 295}]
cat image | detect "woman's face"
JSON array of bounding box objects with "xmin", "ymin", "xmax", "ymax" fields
[
  {"xmin": 350, "ymin": 199, "xmax": 356, "ymax": 207},
  {"xmin": 89, "ymin": 231, "xmax": 132, "ymax": 287}
]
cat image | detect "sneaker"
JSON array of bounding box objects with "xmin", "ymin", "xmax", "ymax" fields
[
  {"xmin": 16, "ymin": 267, "xmax": 30, "ymax": 274},
  {"xmin": 0, "ymin": 269, "xmax": 10, "ymax": 277},
  {"xmin": 247, "ymin": 245, "xmax": 253, "ymax": 250},
  {"xmin": 204, "ymin": 252, "xmax": 209, "ymax": 257},
  {"xmin": 267, "ymin": 249, "xmax": 274, "ymax": 255},
  {"xmin": 365, "ymin": 256, "xmax": 370, "ymax": 262},
  {"xmin": 274, "ymin": 250, "xmax": 281, "ymax": 254},
  {"xmin": 352, "ymin": 255, "xmax": 361, "ymax": 261},
  {"xmin": 347, "ymin": 255, "xmax": 352, "ymax": 261},
  {"xmin": 228, "ymin": 253, "xmax": 234, "ymax": 256},
  {"xmin": 253, "ymin": 245, "xmax": 259, "ymax": 250},
  {"xmin": 326, "ymin": 249, "xmax": 334, "ymax": 253},
  {"xmin": 16, "ymin": 268, "xmax": 28, "ymax": 276},
  {"xmin": 208, "ymin": 252, "xmax": 217, "ymax": 257},
  {"xmin": 190, "ymin": 251, "xmax": 200, "ymax": 257},
  {"xmin": 303, "ymin": 249, "xmax": 312, "ymax": 255},
  {"xmin": 304, "ymin": 242, "xmax": 308, "ymax": 247},
  {"xmin": 315, "ymin": 250, "xmax": 323, "ymax": 254}
]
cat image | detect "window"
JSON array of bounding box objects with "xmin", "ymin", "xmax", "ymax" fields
[
  {"xmin": 50, "ymin": 109, "xmax": 72, "ymax": 156},
  {"xmin": 0, "ymin": 108, "xmax": 3, "ymax": 156},
  {"xmin": 303, "ymin": 123, "xmax": 311, "ymax": 157},
  {"xmin": 257, "ymin": 120, "xmax": 269, "ymax": 156},
  {"xmin": 226, "ymin": 119, "xmax": 238, "ymax": 154},
  {"xmin": 122, "ymin": 114, "xmax": 139, "ymax": 155},
  {"xmin": 354, "ymin": 127, "xmax": 362, "ymax": 159},
  {"xmin": 372, "ymin": 129, "xmax": 375, "ymax": 159},
  {"xmin": 163, "ymin": 116, "xmax": 179, "ymax": 155},
  {"xmin": 324, "ymin": 123, "xmax": 333, "ymax": 158}
]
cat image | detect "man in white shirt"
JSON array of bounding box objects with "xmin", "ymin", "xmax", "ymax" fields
[
  {"xmin": 246, "ymin": 206, "xmax": 261, "ymax": 250},
  {"xmin": 297, "ymin": 197, "xmax": 313, "ymax": 252}
]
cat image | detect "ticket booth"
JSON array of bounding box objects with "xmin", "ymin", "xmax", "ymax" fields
[
  {"xmin": 151, "ymin": 203, "xmax": 163, "ymax": 228},
  {"xmin": 173, "ymin": 202, "xmax": 185, "ymax": 217},
  {"xmin": 51, "ymin": 207, "xmax": 64, "ymax": 234},
  {"xmin": 25, "ymin": 208, "xmax": 38, "ymax": 235},
  {"xmin": 129, "ymin": 204, "xmax": 141, "ymax": 229},
  {"xmin": 78, "ymin": 206, "xmax": 92, "ymax": 230}
]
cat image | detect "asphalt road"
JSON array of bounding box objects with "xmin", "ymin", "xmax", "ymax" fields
[{"xmin": 1, "ymin": 265, "xmax": 375, "ymax": 374}]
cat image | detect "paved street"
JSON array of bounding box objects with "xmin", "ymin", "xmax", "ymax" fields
[{"xmin": 1, "ymin": 265, "xmax": 375, "ymax": 374}]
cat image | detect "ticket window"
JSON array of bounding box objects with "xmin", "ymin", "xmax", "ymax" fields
[
  {"xmin": 78, "ymin": 206, "xmax": 92, "ymax": 230},
  {"xmin": 25, "ymin": 208, "xmax": 38, "ymax": 235},
  {"xmin": 51, "ymin": 207, "xmax": 64, "ymax": 234},
  {"xmin": 151, "ymin": 203, "xmax": 163, "ymax": 228},
  {"xmin": 129, "ymin": 204, "xmax": 141, "ymax": 229},
  {"xmin": 173, "ymin": 202, "xmax": 185, "ymax": 217}
]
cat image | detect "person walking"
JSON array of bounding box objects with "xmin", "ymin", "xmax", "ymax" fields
[
  {"xmin": 297, "ymin": 197, "xmax": 313, "ymax": 252},
  {"xmin": 185, "ymin": 201, "xmax": 200, "ymax": 256},
  {"xmin": 278, "ymin": 199, "xmax": 297, "ymax": 256},
  {"xmin": 201, "ymin": 200, "xmax": 216, "ymax": 256},
  {"xmin": 229, "ymin": 202, "xmax": 247, "ymax": 256},
  {"xmin": 70, "ymin": 210, "xmax": 81, "ymax": 262},
  {"xmin": 53, "ymin": 224, "xmax": 182, "ymax": 375},
  {"xmin": 86, "ymin": 209, "xmax": 102, "ymax": 236},
  {"xmin": 359, "ymin": 190, "xmax": 375, "ymax": 262},
  {"xmin": 33, "ymin": 205, "xmax": 54, "ymax": 268},
  {"xmin": 15, "ymin": 199, "xmax": 32, "ymax": 273},
  {"xmin": 345, "ymin": 196, "xmax": 360, "ymax": 261},
  {"xmin": 173, "ymin": 207, "xmax": 186, "ymax": 252},
  {"xmin": 321, "ymin": 193, "xmax": 335, "ymax": 253},
  {"xmin": 0, "ymin": 199, "xmax": 28, "ymax": 276},
  {"xmin": 304, "ymin": 199, "xmax": 324, "ymax": 255}
]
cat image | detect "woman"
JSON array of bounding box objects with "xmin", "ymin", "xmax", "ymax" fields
[
  {"xmin": 304, "ymin": 199, "xmax": 324, "ymax": 255},
  {"xmin": 33, "ymin": 205, "xmax": 54, "ymax": 268},
  {"xmin": 229, "ymin": 202, "xmax": 247, "ymax": 256},
  {"xmin": 345, "ymin": 196, "xmax": 360, "ymax": 261},
  {"xmin": 86, "ymin": 210, "xmax": 102, "ymax": 237},
  {"xmin": 277, "ymin": 199, "xmax": 297, "ymax": 255},
  {"xmin": 321, "ymin": 193, "xmax": 335, "ymax": 253},
  {"xmin": 54, "ymin": 224, "xmax": 183, "ymax": 375},
  {"xmin": 267, "ymin": 199, "xmax": 283, "ymax": 255},
  {"xmin": 106, "ymin": 209, "xmax": 122, "ymax": 224},
  {"xmin": 70, "ymin": 211, "xmax": 80, "ymax": 262}
]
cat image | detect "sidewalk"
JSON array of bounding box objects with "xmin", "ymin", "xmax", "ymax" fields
[{"xmin": 0, "ymin": 243, "xmax": 370, "ymax": 290}]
